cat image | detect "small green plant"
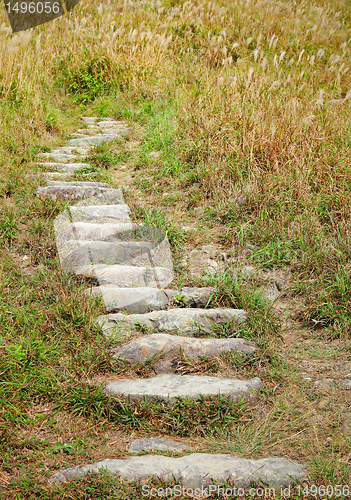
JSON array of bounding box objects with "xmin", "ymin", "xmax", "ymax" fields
[
  {"xmin": 68, "ymin": 56, "xmax": 114, "ymax": 104},
  {"xmin": 0, "ymin": 212, "xmax": 18, "ymax": 246},
  {"xmin": 135, "ymin": 322, "xmax": 149, "ymax": 334}
]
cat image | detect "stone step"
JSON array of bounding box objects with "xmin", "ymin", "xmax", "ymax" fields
[
  {"xmin": 37, "ymin": 181, "xmax": 112, "ymax": 201},
  {"xmin": 50, "ymin": 146, "xmax": 90, "ymax": 155},
  {"xmin": 75, "ymin": 127, "xmax": 130, "ymax": 137},
  {"xmin": 63, "ymin": 240, "xmax": 152, "ymax": 271},
  {"xmin": 38, "ymin": 153, "xmax": 80, "ymax": 162},
  {"xmin": 76, "ymin": 129, "xmax": 101, "ymax": 135},
  {"xmin": 87, "ymin": 286, "xmax": 169, "ymax": 313},
  {"xmin": 105, "ymin": 374, "xmax": 262, "ymax": 402},
  {"xmin": 97, "ymin": 307, "xmax": 247, "ymax": 337},
  {"xmin": 82, "ymin": 116, "xmax": 99, "ymax": 123},
  {"xmin": 97, "ymin": 120, "xmax": 128, "ymax": 127},
  {"xmin": 165, "ymin": 287, "xmax": 215, "ymax": 307},
  {"xmin": 42, "ymin": 172, "xmax": 74, "ymax": 180},
  {"xmin": 75, "ymin": 264, "xmax": 173, "ymax": 287},
  {"xmin": 49, "ymin": 453, "xmax": 307, "ymax": 489},
  {"xmin": 128, "ymin": 437, "xmax": 188, "ymax": 453},
  {"xmin": 113, "ymin": 333, "xmax": 256, "ymax": 373},
  {"xmin": 36, "ymin": 162, "xmax": 90, "ymax": 172},
  {"xmin": 86, "ymin": 286, "xmax": 215, "ymax": 313},
  {"xmin": 67, "ymin": 135, "xmax": 123, "ymax": 147},
  {"xmin": 68, "ymin": 204, "xmax": 131, "ymax": 222},
  {"xmin": 57, "ymin": 222, "xmax": 138, "ymax": 241}
]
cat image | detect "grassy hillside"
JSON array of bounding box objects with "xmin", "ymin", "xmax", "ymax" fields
[{"xmin": 0, "ymin": 0, "xmax": 351, "ymax": 497}]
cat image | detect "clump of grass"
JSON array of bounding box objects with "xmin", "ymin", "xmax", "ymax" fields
[
  {"xmin": 203, "ymin": 268, "xmax": 281, "ymax": 342},
  {"xmin": 88, "ymin": 142, "xmax": 131, "ymax": 169},
  {"xmin": 60, "ymin": 384, "xmax": 248, "ymax": 436}
]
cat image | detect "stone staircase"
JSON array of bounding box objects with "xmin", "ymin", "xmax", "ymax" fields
[{"xmin": 36, "ymin": 116, "xmax": 307, "ymax": 489}]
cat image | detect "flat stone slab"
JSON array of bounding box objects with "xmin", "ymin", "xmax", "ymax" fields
[
  {"xmin": 76, "ymin": 264, "xmax": 173, "ymax": 287},
  {"xmin": 341, "ymin": 380, "xmax": 351, "ymax": 389},
  {"xmin": 87, "ymin": 286, "xmax": 169, "ymax": 313},
  {"xmin": 49, "ymin": 454, "xmax": 307, "ymax": 489},
  {"xmin": 69, "ymin": 204, "xmax": 130, "ymax": 222},
  {"xmin": 64, "ymin": 241, "xmax": 152, "ymax": 270},
  {"xmin": 105, "ymin": 374, "xmax": 262, "ymax": 403},
  {"xmin": 98, "ymin": 308, "xmax": 247, "ymax": 337},
  {"xmin": 97, "ymin": 120, "xmax": 128, "ymax": 127},
  {"xmin": 128, "ymin": 437, "xmax": 188, "ymax": 453},
  {"xmin": 37, "ymin": 182, "xmax": 112, "ymax": 201},
  {"xmin": 113, "ymin": 334, "xmax": 256, "ymax": 373},
  {"xmin": 67, "ymin": 135, "xmax": 123, "ymax": 146},
  {"xmin": 51, "ymin": 147, "xmax": 90, "ymax": 155},
  {"xmin": 166, "ymin": 287, "xmax": 215, "ymax": 307},
  {"xmin": 60, "ymin": 222, "xmax": 137, "ymax": 240},
  {"xmin": 82, "ymin": 117, "xmax": 99, "ymax": 123},
  {"xmin": 76, "ymin": 128, "xmax": 130, "ymax": 137},
  {"xmin": 36, "ymin": 163, "xmax": 90, "ymax": 172},
  {"xmin": 38, "ymin": 153, "xmax": 79, "ymax": 162}
]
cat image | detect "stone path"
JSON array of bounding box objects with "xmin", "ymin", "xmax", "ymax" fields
[{"xmin": 35, "ymin": 116, "xmax": 307, "ymax": 488}]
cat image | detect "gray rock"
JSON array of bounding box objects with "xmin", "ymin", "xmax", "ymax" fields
[
  {"xmin": 42, "ymin": 172, "xmax": 74, "ymax": 179},
  {"xmin": 36, "ymin": 163, "xmax": 90, "ymax": 172},
  {"xmin": 201, "ymin": 245, "xmax": 219, "ymax": 259},
  {"xmin": 97, "ymin": 128, "xmax": 131, "ymax": 137},
  {"xmin": 188, "ymin": 248, "xmax": 223, "ymax": 276},
  {"xmin": 46, "ymin": 181, "xmax": 110, "ymax": 188},
  {"xmin": 341, "ymin": 380, "xmax": 351, "ymax": 389},
  {"xmin": 128, "ymin": 437, "xmax": 188, "ymax": 453},
  {"xmin": 49, "ymin": 453, "xmax": 307, "ymax": 489},
  {"xmin": 60, "ymin": 222, "xmax": 137, "ymax": 240},
  {"xmin": 76, "ymin": 264, "xmax": 173, "ymax": 287},
  {"xmin": 97, "ymin": 120, "xmax": 128, "ymax": 127},
  {"xmin": 67, "ymin": 135, "xmax": 124, "ymax": 146},
  {"xmin": 69, "ymin": 204, "xmax": 130, "ymax": 222},
  {"xmin": 82, "ymin": 117, "xmax": 98, "ymax": 123},
  {"xmin": 50, "ymin": 147, "xmax": 90, "ymax": 155},
  {"xmin": 149, "ymin": 151, "xmax": 163, "ymax": 159},
  {"xmin": 76, "ymin": 129, "xmax": 100, "ymax": 135},
  {"xmin": 342, "ymin": 413, "xmax": 351, "ymax": 433},
  {"xmin": 87, "ymin": 286, "xmax": 169, "ymax": 313},
  {"xmin": 64, "ymin": 241, "xmax": 152, "ymax": 270},
  {"xmin": 314, "ymin": 379, "xmax": 335, "ymax": 392},
  {"xmin": 176, "ymin": 287, "xmax": 215, "ymax": 307},
  {"xmin": 105, "ymin": 374, "xmax": 262, "ymax": 403},
  {"xmin": 70, "ymin": 189, "xmax": 126, "ymax": 208},
  {"xmin": 37, "ymin": 181, "xmax": 112, "ymax": 201},
  {"xmin": 98, "ymin": 308, "xmax": 247, "ymax": 337},
  {"xmin": 113, "ymin": 333, "xmax": 256, "ymax": 373},
  {"xmin": 38, "ymin": 153, "xmax": 79, "ymax": 162}
]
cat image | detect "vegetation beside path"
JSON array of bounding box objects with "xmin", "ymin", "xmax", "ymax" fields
[{"xmin": 0, "ymin": 0, "xmax": 351, "ymax": 497}]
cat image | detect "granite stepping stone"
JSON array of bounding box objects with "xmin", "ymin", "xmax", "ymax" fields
[
  {"xmin": 68, "ymin": 204, "xmax": 131, "ymax": 222},
  {"xmin": 36, "ymin": 163, "xmax": 90, "ymax": 172},
  {"xmin": 37, "ymin": 181, "xmax": 112, "ymax": 201},
  {"xmin": 97, "ymin": 308, "xmax": 247, "ymax": 337},
  {"xmin": 49, "ymin": 453, "xmax": 307, "ymax": 489},
  {"xmin": 86, "ymin": 286, "xmax": 169, "ymax": 313},
  {"xmin": 64, "ymin": 241, "xmax": 152, "ymax": 271},
  {"xmin": 67, "ymin": 135, "xmax": 124, "ymax": 146},
  {"xmin": 50, "ymin": 147, "xmax": 90, "ymax": 155},
  {"xmin": 128, "ymin": 437, "xmax": 188, "ymax": 453},
  {"xmin": 38, "ymin": 153, "xmax": 79, "ymax": 162},
  {"xmin": 75, "ymin": 264, "xmax": 173, "ymax": 287},
  {"xmin": 104, "ymin": 374, "xmax": 262, "ymax": 402},
  {"xmin": 58, "ymin": 222, "xmax": 137, "ymax": 241},
  {"xmin": 82, "ymin": 117, "xmax": 99, "ymax": 123},
  {"xmin": 97, "ymin": 120, "xmax": 128, "ymax": 127},
  {"xmin": 86, "ymin": 287, "xmax": 215, "ymax": 313},
  {"xmin": 165, "ymin": 287, "xmax": 215, "ymax": 307},
  {"xmin": 113, "ymin": 333, "xmax": 256, "ymax": 373}
]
